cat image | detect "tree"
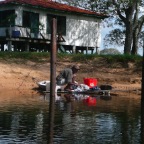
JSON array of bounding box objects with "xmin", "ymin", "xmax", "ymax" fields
[
  {"xmin": 57, "ymin": 0, "xmax": 144, "ymax": 55},
  {"xmin": 131, "ymin": 2, "xmax": 144, "ymax": 54},
  {"xmin": 109, "ymin": 0, "xmax": 144, "ymax": 55}
]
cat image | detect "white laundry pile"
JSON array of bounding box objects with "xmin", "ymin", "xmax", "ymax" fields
[{"xmin": 72, "ymin": 84, "xmax": 90, "ymax": 92}]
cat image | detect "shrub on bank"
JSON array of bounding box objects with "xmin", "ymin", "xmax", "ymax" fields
[{"xmin": 0, "ymin": 52, "xmax": 142, "ymax": 67}]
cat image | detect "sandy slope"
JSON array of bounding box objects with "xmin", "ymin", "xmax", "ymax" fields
[{"xmin": 0, "ymin": 60, "xmax": 141, "ymax": 98}]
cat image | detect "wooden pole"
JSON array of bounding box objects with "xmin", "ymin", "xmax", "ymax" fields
[
  {"xmin": 8, "ymin": 24, "xmax": 12, "ymax": 51},
  {"xmin": 48, "ymin": 18, "xmax": 57, "ymax": 144},
  {"xmin": 141, "ymin": 35, "xmax": 144, "ymax": 143}
]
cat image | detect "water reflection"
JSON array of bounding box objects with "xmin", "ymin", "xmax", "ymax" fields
[{"xmin": 0, "ymin": 92, "xmax": 141, "ymax": 143}]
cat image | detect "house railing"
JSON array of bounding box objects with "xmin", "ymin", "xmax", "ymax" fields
[{"xmin": 0, "ymin": 25, "xmax": 51, "ymax": 40}]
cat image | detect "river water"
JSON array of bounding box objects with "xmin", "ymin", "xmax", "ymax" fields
[{"xmin": 0, "ymin": 91, "xmax": 141, "ymax": 144}]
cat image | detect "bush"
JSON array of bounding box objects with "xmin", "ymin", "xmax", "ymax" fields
[{"xmin": 100, "ymin": 48, "xmax": 121, "ymax": 55}]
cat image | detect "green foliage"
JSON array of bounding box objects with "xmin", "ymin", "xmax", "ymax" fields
[
  {"xmin": 57, "ymin": 53, "xmax": 72, "ymax": 60},
  {"xmin": 104, "ymin": 29, "xmax": 125, "ymax": 47},
  {"xmin": 100, "ymin": 48, "xmax": 121, "ymax": 55},
  {"xmin": 71, "ymin": 53, "xmax": 97, "ymax": 62},
  {"xmin": 0, "ymin": 52, "xmax": 50, "ymax": 62},
  {"xmin": 100, "ymin": 54, "xmax": 142, "ymax": 63},
  {"xmin": 0, "ymin": 52, "xmax": 142, "ymax": 66},
  {"xmin": 57, "ymin": 53, "xmax": 98, "ymax": 62}
]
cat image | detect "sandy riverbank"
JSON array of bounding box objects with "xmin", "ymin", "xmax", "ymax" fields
[{"xmin": 0, "ymin": 59, "xmax": 141, "ymax": 98}]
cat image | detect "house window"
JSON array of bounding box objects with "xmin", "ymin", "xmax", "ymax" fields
[
  {"xmin": 47, "ymin": 14, "xmax": 66, "ymax": 35},
  {"xmin": 0, "ymin": 10, "xmax": 15, "ymax": 27},
  {"xmin": 23, "ymin": 11, "xmax": 39, "ymax": 33}
]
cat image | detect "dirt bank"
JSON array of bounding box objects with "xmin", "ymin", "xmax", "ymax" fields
[{"xmin": 0, "ymin": 59, "xmax": 141, "ymax": 98}]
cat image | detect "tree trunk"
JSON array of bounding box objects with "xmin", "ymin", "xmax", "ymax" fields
[
  {"xmin": 131, "ymin": 1, "xmax": 139, "ymax": 55},
  {"xmin": 131, "ymin": 27, "xmax": 139, "ymax": 55},
  {"xmin": 116, "ymin": 3, "xmax": 136, "ymax": 54},
  {"xmin": 124, "ymin": 23, "xmax": 133, "ymax": 54},
  {"xmin": 132, "ymin": 15, "xmax": 144, "ymax": 55}
]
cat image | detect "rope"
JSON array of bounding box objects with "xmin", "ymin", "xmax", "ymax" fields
[{"xmin": 17, "ymin": 64, "xmax": 40, "ymax": 90}]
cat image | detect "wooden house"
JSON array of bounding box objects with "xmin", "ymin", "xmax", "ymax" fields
[{"xmin": 0, "ymin": 0, "xmax": 108, "ymax": 53}]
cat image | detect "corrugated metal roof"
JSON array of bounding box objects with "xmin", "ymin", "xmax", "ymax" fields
[{"xmin": 0, "ymin": 0, "xmax": 108, "ymax": 18}]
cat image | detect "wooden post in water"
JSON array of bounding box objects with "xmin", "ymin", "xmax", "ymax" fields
[
  {"xmin": 141, "ymin": 35, "xmax": 144, "ymax": 143},
  {"xmin": 48, "ymin": 18, "xmax": 57, "ymax": 144},
  {"xmin": 8, "ymin": 23, "xmax": 12, "ymax": 51}
]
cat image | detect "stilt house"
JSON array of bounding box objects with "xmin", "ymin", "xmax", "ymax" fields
[{"xmin": 0, "ymin": 0, "xmax": 108, "ymax": 53}]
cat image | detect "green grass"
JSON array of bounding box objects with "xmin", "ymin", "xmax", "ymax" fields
[
  {"xmin": 0, "ymin": 52, "xmax": 50, "ymax": 62},
  {"xmin": 99, "ymin": 54, "xmax": 142, "ymax": 65},
  {"xmin": 0, "ymin": 52, "xmax": 142, "ymax": 64}
]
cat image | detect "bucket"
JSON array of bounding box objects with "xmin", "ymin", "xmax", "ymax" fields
[
  {"xmin": 46, "ymin": 81, "xmax": 50, "ymax": 91},
  {"xmin": 12, "ymin": 30, "xmax": 20, "ymax": 37},
  {"xmin": 46, "ymin": 81, "xmax": 62, "ymax": 92},
  {"xmin": 84, "ymin": 78, "xmax": 97, "ymax": 88}
]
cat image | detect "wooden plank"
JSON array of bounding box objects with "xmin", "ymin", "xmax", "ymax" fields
[
  {"xmin": 44, "ymin": 90, "xmax": 111, "ymax": 96},
  {"xmin": 43, "ymin": 88, "xmax": 140, "ymax": 96}
]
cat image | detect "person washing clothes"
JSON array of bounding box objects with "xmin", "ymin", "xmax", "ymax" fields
[{"xmin": 56, "ymin": 65, "xmax": 80, "ymax": 91}]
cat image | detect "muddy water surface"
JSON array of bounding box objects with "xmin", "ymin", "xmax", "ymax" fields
[{"xmin": 0, "ymin": 90, "xmax": 141, "ymax": 144}]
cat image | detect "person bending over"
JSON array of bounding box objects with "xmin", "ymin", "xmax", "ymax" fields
[{"xmin": 56, "ymin": 65, "xmax": 80, "ymax": 91}]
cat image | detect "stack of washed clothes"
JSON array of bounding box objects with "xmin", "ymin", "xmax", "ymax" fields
[
  {"xmin": 71, "ymin": 84, "xmax": 100, "ymax": 92},
  {"xmin": 71, "ymin": 84, "xmax": 112, "ymax": 92}
]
